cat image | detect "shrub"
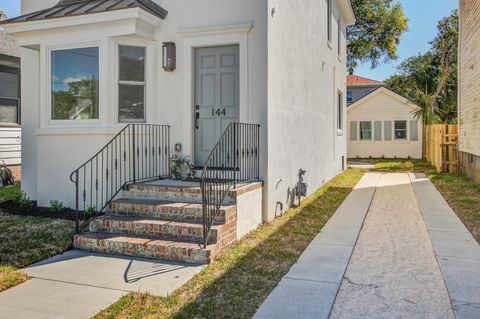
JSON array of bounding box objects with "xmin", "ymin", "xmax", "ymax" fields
[
  {"xmin": 49, "ymin": 200, "xmax": 64, "ymax": 214},
  {"xmin": 14, "ymin": 191, "xmax": 33, "ymax": 211}
]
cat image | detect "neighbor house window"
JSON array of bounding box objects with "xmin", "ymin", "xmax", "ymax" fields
[
  {"xmin": 51, "ymin": 47, "xmax": 99, "ymax": 120},
  {"xmin": 360, "ymin": 121, "xmax": 372, "ymax": 140},
  {"xmin": 394, "ymin": 120, "xmax": 407, "ymax": 139},
  {"xmin": 0, "ymin": 70, "xmax": 20, "ymax": 124},
  {"xmin": 327, "ymin": 0, "xmax": 332, "ymax": 44},
  {"xmin": 347, "ymin": 91, "xmax": 353, "ymax": 103},
  {"xmin": 118, "ymin": 45, "xmax": 146, "ymax": 122},
  {"xmin": 337, "ymin": 91, "xmax": 343, "ymax": 131}
]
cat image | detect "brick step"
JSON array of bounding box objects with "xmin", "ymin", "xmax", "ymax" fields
[
  {"xmin": 123, "ymin": 183, "xmax": 236, "ymax": 204},
  {"xmin": 107, "ymin": 198, "xmax": 236, "ymax": 225},
  {"xmin": 90, "ymin": 216, "xmax": 220, "ymax": 244},
  {"xmin": 74, "ymin": 232, "xmax": 217, "ymax": 264}
]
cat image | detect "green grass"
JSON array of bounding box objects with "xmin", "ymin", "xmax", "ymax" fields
[
  {"xmin": 0, "ymin": 183, "xmax": 22, "ymax": 201},
  {"xmin": 0, "ymin": 213, "xmax": 74, "ymax": 268},
  {"xmin": 95, "ymin": 168, "xmax": 365, "ymax": 319},
  {"xmin": 366, "ymin": 159, "xmax": 480, "ymax": 243},
  {"xmin": 0, "ymin": 265, "xmax": 29, "ymax": 292}
]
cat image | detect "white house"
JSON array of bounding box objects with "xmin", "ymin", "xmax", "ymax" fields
[
  {"xmin": 1, "ymin": 0, "xmax": 355, "ymax": 263},
  {"xmin": 348, "ymin": 86, "xmax": 423, "ymax": 159}
]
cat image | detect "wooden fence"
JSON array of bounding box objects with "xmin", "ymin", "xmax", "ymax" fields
[{"xmin": 424, "ymin": 124, "xmax": 458, "ymax": 173}]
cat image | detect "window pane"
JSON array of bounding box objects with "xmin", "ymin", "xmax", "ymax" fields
[
  {"xmin": 0, "ymin": 72, "xmax": 19, "ymax": 98},
  {"xmin": 374, "ymin": 121, "xmax": 382, "ymax": 141},
  {"xmin": 118, "ymin": 84, "xmax": 144, "ymax": 121},
  {"xmin": 360, "ymin": 121, "xmax": 372, "ymax": 140},
  {"xmin": 337, "ymin": 92, "xmax": 343, "ymax": 130},
  {"xmin": 119, "ymin": 46, "xmax": 145, "ymax": 82},
  {"xmin": 395, "ymin": 120, "xmax": 407, "ymax": 139},
  {"xmin": 347, "ymin": 91, "xmax": 353, "ymax": 102},
  {"xmin": 51, "ymin": 47, "xmax": 99, "ymax": 120},
  {"xmin": 0, "ymin": 98, "xmax": 18, "ymax": 124},
  {"xmin": 395, "ymin": 121, "xmax": 407, "ymax": 130}
]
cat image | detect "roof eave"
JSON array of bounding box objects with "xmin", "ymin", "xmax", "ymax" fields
[
  {"xmin": 2, "ymin": 8, "xmax": 162, "ymax": 37},
  {"xmin": 336, "ymin": 0, "xmax": 356, "ymax": 26}
]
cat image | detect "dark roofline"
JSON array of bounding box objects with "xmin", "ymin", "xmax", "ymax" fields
[
  {"xmin": 1, "ymin": 0, "xmax": 168, "ymax": 25},
  {"xmin": 347, "ymin": 86, "xmax": 417, "ymax": 107}
]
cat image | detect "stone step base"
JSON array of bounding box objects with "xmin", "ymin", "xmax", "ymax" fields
[
  {"xmin": 74, "ymin": 232, "xmax": 218, "ymax": 264},
  {"xmin": 90, "ymin": 216, "xmax": 220, "ymax": 244},
  {"xmin": 107, "ymin": 198, "xmax": 236, "ymax": 225},
  {"xmin": 123, "ymin": 183, "xmax": 236, "ymax": 204}
]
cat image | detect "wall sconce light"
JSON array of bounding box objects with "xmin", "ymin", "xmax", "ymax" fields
[{"xmin": 162, "ymin": 42, "xmax": 176, "ymax": 72}]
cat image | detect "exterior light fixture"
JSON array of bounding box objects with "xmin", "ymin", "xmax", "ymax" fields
[{"xmin": 162, "ymin": 42, "xmax": 176, "ymax": 72}]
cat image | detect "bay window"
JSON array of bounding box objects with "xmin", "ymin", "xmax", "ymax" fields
[
  {"xmin": 51, "ymin": 47, "xmax": 99, "ymax": 120},
  {"xmin": 118, "ymin": 45, "xmax": 146, "ymax": 122}
]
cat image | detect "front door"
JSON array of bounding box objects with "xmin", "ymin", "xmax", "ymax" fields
[{"xmin": 194, "ymin": 45, "xmax": 239, "ymax": 166}]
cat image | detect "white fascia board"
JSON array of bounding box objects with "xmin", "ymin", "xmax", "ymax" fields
[
  {"xmin": 3, "ymin": 8, "xmax": 162, "ymax": 40},
  {"xmin": 178, "ymin": 23, "xmax": 253, "ymax": 37},
  {"xmin": 336, "ymin": 0, "xmax": 356, "ymax": 26}
]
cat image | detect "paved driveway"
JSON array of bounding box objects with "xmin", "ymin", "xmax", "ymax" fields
[{"xmin": 255, "ymin": 173, "xmax": 480, "ymax": 319}]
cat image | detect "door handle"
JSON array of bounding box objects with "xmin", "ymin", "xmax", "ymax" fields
[{"xmin": 195, "ymin": 105, "xmax": 200, "ymax": 129}]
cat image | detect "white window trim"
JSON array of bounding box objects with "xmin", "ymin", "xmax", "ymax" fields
[
  {"xmin": 46, "ymin": 41, "xmax": 103, "ymax": 126},
  {"xmin": 114, "ymin": 41, "xmax": 148, "ymax": 124},
  {"xmin": 337, "ymin": 90, "xmax": 344, "ymax": 134},
  {"xmin": 327, "ymin": 0, "xmax": 333, "ymax": 48},
  {"xmin": 394, "ymin": 120, "xmax": 408, "ymax": 141}
]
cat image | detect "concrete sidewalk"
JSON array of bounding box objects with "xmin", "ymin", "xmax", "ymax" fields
[
  {"xmin": 0, "ymin": 250, "xmax": 203, "ymax": 319},
  {"xmin": 254, "ymin": 172, "xmax": 382, "ymax": 319}
]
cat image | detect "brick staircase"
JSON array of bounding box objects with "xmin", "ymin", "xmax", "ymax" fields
[{"xmin": 74, "ymin": 181, "xmax": 237, "ymax": 264}]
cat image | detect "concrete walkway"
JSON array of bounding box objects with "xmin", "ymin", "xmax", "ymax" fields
[
  {"xmin": 254, "ymin": 172, "xmax": 382, "ymax": 319},
  {"xmin": 255, "ymin": 172, "xmax": 480, "ymax": 319},
  {"xmin": 0, "ymin": 250, "xmax": 203, "ymax": 319}
]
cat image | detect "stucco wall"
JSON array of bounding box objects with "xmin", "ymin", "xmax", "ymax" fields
[
  {"xmin": 347, "ymin": 90, "xmax": 423, "ymax": 159},
  {"xmin": 16, "ymin": 0, "xmax": 268, "ymax": 208},
  {"xmin": 236, "ymin": 185, "xmax": 263, "ymax": 239},
  {"xmin": 266, "ymin": 0, "xmax": 347, "ymax": 221}
]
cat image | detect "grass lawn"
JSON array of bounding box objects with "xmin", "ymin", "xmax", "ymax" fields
[
  {"xmin": 0, "ymin": 183, "xmax": 22, "ymax": 201},
  {"xmin": 363, "ymin": 158, "xmax": 480, "ymax": 243},
  {"xmin": 0, "ymin": 184, "xmax": 75, "ymax": 291},
  {"xmin": 95, "ymin": 168, "xmax": 365, "ymax": 319},
  {"xmin": 0, "ymin": 213, "xmax": 74, "ymax": 268},
  {"xmin": 0, "ymin": 266, "xmax": 29, "ymax": 292}
]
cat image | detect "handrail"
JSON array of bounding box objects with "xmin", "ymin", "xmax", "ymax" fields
[
  {"xmin": 200, "ymin": 122, "xmax": 260, "ymax": 248},
  {"xmin": 70, "ymin": 124, "xmax": 170, "ymax": 232}
]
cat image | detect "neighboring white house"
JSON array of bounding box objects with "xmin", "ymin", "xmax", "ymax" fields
[
  {"xmin": 0, "ymin": 10, "xmax": 21, "ymax": 171},
  {"xmin": 2, "ymin": 0, "xmax": 355, "ymax": 222},
  {"xmin": 348, "ymin": 86, "xmax": 423, "ymax": 159}
]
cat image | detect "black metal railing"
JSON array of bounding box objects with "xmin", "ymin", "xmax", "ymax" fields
[
  {"xmin": 200, "ymin": 122, "xmax": 260, "ymax": 247},
  {"xmin": 70, "ymin": 124, "xmax": 170, "ymax": 232}
]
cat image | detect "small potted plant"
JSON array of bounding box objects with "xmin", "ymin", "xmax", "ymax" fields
[{"xmin": 170, "ymin": 155, "xmax": 194, "ymax": 180}]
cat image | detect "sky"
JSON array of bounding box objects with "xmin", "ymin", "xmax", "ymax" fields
[
  {"xmin": 355, "ymin": 0, "xmax": 458, "ymax": 82},
  {"xmin": 0, "ymin": 0, "xmax": 458, "ymax": 82}
]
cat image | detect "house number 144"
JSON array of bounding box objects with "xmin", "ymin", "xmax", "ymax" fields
[{"xmin": 212, "ymin": 108, "xmax": 227, "ymax": 116}]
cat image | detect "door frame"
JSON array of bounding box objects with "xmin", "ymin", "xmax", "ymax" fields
[{"xmin": 178, "ymin": 23, "xmax": 252, "ymax": 166}]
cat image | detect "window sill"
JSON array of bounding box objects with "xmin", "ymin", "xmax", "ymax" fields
[
  {"xmin": 327, "ymin": 40, "xmax": 333, "ymax": 50},
  {"xmin": 337, "ymin": 130, "xmax": 343, "ymax": 136}
]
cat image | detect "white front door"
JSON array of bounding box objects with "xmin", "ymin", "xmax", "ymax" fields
[{"xmin": 194, "ymin": 45, "xmax": 239, "ymax": 167}]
